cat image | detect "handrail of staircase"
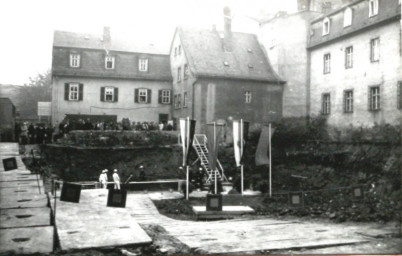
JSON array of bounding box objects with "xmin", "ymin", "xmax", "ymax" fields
[{"xmin": 194, "ymin": 135, "xmax": 209, "ymax": 169}]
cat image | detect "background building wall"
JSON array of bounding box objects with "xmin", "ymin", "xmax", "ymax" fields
[
  {"xmin": 52, "ymin": 77, "xmax": 172, "ymax": 125},
  {"xmin": 310, "ymin": 21, "xmax": 401, "ymax": 127},
  {"xmin": 260, "ymin": 12, "xmax": 320, "ymax": 118},
  {"xmin": 169, "ymin": 32, "xmax": 197, "ymax": 124}
]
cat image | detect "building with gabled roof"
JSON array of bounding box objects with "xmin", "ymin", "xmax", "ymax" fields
[
  {"xmin": 51, "ymin": 27, "xmax": 173, "ymax": 126},
  {"xmin": 170, "ymin": 7, "xmax": 284, "ymax": 132}
]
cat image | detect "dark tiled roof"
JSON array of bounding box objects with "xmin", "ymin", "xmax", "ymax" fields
[
  {"xmin": 177, "ymin": 27, "xmax": 284, "ymax": 83},
  {"xmin": 52, "ymin": 31, "xmax": 172, "ymax": 81},
  {"xmin": 53, "ymin": 31, "xmax": 168, "ymax": 54}
]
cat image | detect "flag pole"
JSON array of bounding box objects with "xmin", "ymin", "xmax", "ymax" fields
[
  {"xmin": 240, "ymin": 119, "xmax": 244, "ymax": 195},
  {"xmin": 214, "ymin": 122, "xmax": 217, "ymax": 194},
  {"xmin": 269, "ymin": 123, "xmax": 272, "ymax": 198},
  {"xmin": 186, "ymin": 117, "xmax": 190, "ymax": 200},
  {"xmin": 186, "ymin": 165, "xmax": 189, "ymax": 200}
]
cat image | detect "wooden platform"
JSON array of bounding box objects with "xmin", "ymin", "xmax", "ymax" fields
[
  {"xmin": 52, "ymin": 189, "xmax": 152, "ymax": 250},
  {"xmin": 192, "ymin": 205, "xmax": 255, "ymax": 219}
]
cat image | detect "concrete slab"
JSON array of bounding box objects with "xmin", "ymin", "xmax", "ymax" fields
[
  {"xmin": 0, "ymin": 143, "xmax": 19, "ymax": 156},
  {"xmin": 53, "ymin": 189, "xmax": 152, "ymax": 250},
  {"xmin": 0, "ymin": 173, "xmax": 40, "ymax": 182},
  {"xmin": 0, "ymin": 207, "xmax": 51, "ymax": 228},
  {"xmin": 0, "ymin": 226, "xmax": 54, "ymax": 254},
  {"xmin": 0, "ymin": 193, "xmax": 48, "ymax": 209},
  {"xmin": 192, "ymin": 205, "xmax": 255, "ymax": 214},
  {"xmin": 0, "ymin": 179, "xmax": 44, "ymax": 188},
  {"xmin": 192, "ymin": 205, "xmax": 255, "ymax": 219}
]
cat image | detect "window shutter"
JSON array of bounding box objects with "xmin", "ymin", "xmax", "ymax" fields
[
  {"xmin": 134, "ymin": 89, "xmax": 139, "ymax": 103},
  {"xmin": 114, "ymin": 87, "xmax": 118, "ymax": 102},
  {"xmin": 368, "ymin": 87, "xmax": 371, "ymax": 110},
  {"xmin": 64, "ymin": 83, "xmax": 69, "ymax": 101},
  {"xmin": 158, "ymin": 90, "xmax": 162, "ymax": 104},
  {"xmin": 101, "ymin": 87, "xmax": 105, "ymax": 102},
  {"xmin": 170, "ymin": 90, "xmax": 172, "ymax": 104},
  {"xmin": 147, "ymin": 89, "xmax": 152, "ymax": 103},
  {"xmin": 343, "ymin": 91, "xmax": 346, "ymax": 113},
  {"xmin": 79, "ymin": 83, "xmax": 83, "ymax": 101}
]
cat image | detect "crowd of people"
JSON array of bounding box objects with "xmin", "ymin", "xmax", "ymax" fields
[
  {"xmin": 58, "ymin": 118, "xmax": 174, "ymax": 133},
  {"xmin": 14, "ymin": 122, "xmax": 54, "ymax": 144},
  {"xmin": 13, "ymin": 117, "xmax": 175, "ymax": 145}
]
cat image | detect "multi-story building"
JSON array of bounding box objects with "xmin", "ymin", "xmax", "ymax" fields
[
  {"xmin": 308, "ymin": 0, "xmax": 402, "ymax": 127},
  {"xmin": 51, "ymin": 27, "xmax": 172, "ymax": 126},
  {"xmin": 170, "ymin": 7, "xmax": 284, "ymax": 132}
]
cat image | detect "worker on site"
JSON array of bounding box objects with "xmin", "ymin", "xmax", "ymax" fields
[
  {"xmin": 99, "ymin": 170, "xmax": 107, "ymax": 189},
  {"xmin": 113, "ymin": 169, "xmax": 121, "ymax": 190}
]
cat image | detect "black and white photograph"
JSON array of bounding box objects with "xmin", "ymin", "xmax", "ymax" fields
[{"xmin": 0, "ymin": 0, "xmax": 401, "ymax": 255}]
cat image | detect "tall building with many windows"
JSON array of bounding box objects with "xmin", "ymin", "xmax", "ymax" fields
[
  {"xmin": 51, "ymin": 27, "xmax": 172, "ymax": 126},
  {"xmin": 308, "ymin": 0, "xmax": 401, "ymax": 127}
]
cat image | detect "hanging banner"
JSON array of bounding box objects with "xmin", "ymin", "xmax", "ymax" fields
[
  {"xmin": 205, "ymin": 123, "xmax": 222, "ymax": 171},
  {"xmin": 179, "ymin": 118, "xmax": 196, "ymax": 166},
  {"xmin": 233, "ymin": 120, "xmax": 249, "ymax": 167},
  {"xmin": 255, "ymin": 125, "xmax": 275, "ymax": 166}
]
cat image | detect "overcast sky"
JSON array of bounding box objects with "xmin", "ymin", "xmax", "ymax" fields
[{"xmin": 0, "ymin": 0, "xmax": 296, "ymax": 85}]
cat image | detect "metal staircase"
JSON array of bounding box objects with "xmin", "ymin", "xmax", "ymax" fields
[{"xmin": 193, "ymin": 134, "xmax": 228, "ymax": 184}]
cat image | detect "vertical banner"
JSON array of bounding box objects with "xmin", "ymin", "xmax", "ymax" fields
[
  {"xmin": 255, "ymin": 125, "xmax": 275, "ymax": 166},
  {"xmin": 233, "ymin": 120, "xmax": 249, "ymax": 167},
  {"xmin": 179, "ymin": 117, "xmax": 196, "ymax": 166},
  {"xmin": 205, "ymin": 122, "xmax": 222, "ymax": 171}
]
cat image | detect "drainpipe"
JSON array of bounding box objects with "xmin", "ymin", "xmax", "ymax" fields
[{"xmin": 192, "ymin": 80, "xmax": 197, "ymax": 119}]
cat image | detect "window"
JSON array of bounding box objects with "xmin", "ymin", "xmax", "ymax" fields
[
  {"xmin": 139, "ymin": 58, "xmax": 148, "ymax": 72},
  {"xmin": 105, "ymin": 56, "xmax": 115, "ymax": 69},
  {"xmin": 344, "ymin": 90, "xmax": 353, "ymax": 113},
  {"xmin": 178, "ymin": 94, "xmax": 181, "ymax": 108},
  {"xmin": 69, "ymin": 83, "xmax": 79, "ymax": 100},
  {"xmin": 70, "ymin": 54, "xmax": 80, "ymax": 68},
  {"xmin": 322, "ymin": 93, "xmax": 331, "ymax": 114},
  {"xmin": 369, "ymin": 0, "xmax": 378, "ymax": 17},
  {"xmin": 183, "ymin": 92, "xmax": 188, "ymax": 107},
  {"xmin": 159, "ymin": 89, "xmax": 171, "ymax": 104},
  {"xmin": 100, "ymin": 86, "xmax": 118, "ymax": 102},
  {"xmin": 370, "ymin": 38, "xmax": 379, "ymax": 62},
  {"xmin": 134, "ymin": 88, "xmax": 151, "ymax": 103},
  {"xmin": 398, "ymin": 82, "xmax": 402, "ymax": 109},
  {"xmin": 245, "ymin": 91, "xmax": 252, "ymax": 103},
  {"xmin": 369, "ymin": 86, "xmax": 380, "ymax": 111},
  {"xmin": 322, "ymin": 17, "xmax": 330, "ymax": 35},
  {"xmin": 345, "ymin": 46, "xmax": 353, "ymax": 69},
  {"xmin": 184, "ymin": 64, "xmax": 189, "ymax": 80},
  {"xmin": 105, "ymin": 87, "xmax": 114, "ymax": 102},
  {"xmin": 64, "ymin": 83, "xmax": 83, "ymax": 101},
  {"xmin": 344, "ymin": 7, "xmax": 352, "ymax": 27},
  {"xmin": 177, "ymin": 67, "xmax": 182, "ymax": 82},
  {"xmin": 138, "ymin": 89, "xmax": 148, "ymax": 103},
  {"xmin": 174, "ymin": 95, "xmax": 178, "ymax": 108},
  {"xmin": 323, "ymin": 53, "xmax": 331, "ymax": 74}
]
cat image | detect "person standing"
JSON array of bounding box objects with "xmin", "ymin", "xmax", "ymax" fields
[
  {"xmin": 99, "ymin": 170, "xmax": 107, "ymax": 189},
  {"xmin": 113, "ymin": 169, "xmax": 121, "ymax": 190}
]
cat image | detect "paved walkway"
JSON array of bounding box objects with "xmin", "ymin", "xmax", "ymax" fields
[
  {"xmin": 0, "ymin": 143, "xmax": 54, "ymax": 255},
  {"xmin": 52, "ymin": 189, "xmax": 397, "ymax": 254},
  {"xmin": 126, "ymin": 192, "xmax": 397, "ymax": 254}
]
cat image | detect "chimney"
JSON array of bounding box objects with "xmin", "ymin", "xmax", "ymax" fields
[
  {"xmin": 223, "ymin": 6, "xmax": 232, "ymax": 52},
  {"xmin": 103, "ymin": 26, "xmax": 111, "ymax": 51}
]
